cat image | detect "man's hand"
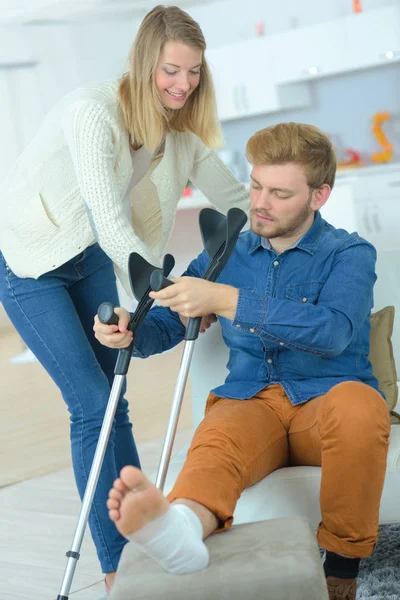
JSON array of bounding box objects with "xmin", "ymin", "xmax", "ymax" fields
[
  {"xmin": 93, "ymin": 307, "xmax": 133, "ymax": 349},
  {"xmin": 149, "ymin": 277, "xmax": 239, "ymax": 320}
]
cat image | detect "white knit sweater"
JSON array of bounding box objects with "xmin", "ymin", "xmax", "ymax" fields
[{"xmin": 0, "ymin": 80, "xmax": 249, "ymax": 295}]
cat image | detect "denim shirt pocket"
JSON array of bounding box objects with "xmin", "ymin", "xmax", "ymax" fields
[{"xmin": 285, "ymin": 281, "xmax": 325, "ymax": 305}]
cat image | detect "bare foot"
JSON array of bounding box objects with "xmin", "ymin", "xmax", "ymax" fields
[{"xmin": 107, "ymin": 466, "xmax": 170, "ymax": 538}]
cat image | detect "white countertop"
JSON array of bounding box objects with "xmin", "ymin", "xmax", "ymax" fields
[{"xmin": 335, "ymin": 161, "xmax": 400, "ymax": 184}]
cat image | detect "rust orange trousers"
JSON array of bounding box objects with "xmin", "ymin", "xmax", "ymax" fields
[{"xmin": 168, "ymin": 382, "xmax": 390, "ymax": 558}]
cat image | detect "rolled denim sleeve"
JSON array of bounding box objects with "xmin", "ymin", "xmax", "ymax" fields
[
  {"xmin": 232, "ymin": 288, "xmax": 267, "ymax": 331},
  {"xmin": 232, "ymin": 240, "xmax": 377, "ymax": 357}
]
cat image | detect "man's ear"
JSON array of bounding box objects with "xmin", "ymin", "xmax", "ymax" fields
[{"xmin": 311, "ymin": 184, "xmax": 331, "ymax": 212}]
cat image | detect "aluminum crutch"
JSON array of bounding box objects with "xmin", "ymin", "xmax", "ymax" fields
[
  {"xmin": 150, "ymin": 207, "xmax": 248, "ymax": 492},
  {"xmin": 56, "ymin": 252, "xmax": 175, "ymax": 600}
]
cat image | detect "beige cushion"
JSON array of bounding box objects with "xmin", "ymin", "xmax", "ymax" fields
[
  {"xmin": 110, "ymin": 517, "xmax": 328, "ymax": 600},
  {"xmin": 369, "ymin": 306, "xmax": 399, "ymax": 423}
]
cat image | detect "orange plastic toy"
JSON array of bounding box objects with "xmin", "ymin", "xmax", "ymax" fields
[{"xmin": 371, "ymin": 111, "xmax": 393, "ymax": 163}]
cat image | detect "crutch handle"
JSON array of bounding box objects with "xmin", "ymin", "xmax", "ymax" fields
[
  {"xmin": 149, "ymin": 270, "xmax": 201, "ymax": 340},
  {"xmin": 98, "ymin": 301, "xmax": 119, "ymax": 326},
  {"xmin": 98, "ymin": 301, "xmax": 134, "ymax": 375},
  {"xmin": 150, "ymin": 269, "xmax": 174, "ymax": 291}
]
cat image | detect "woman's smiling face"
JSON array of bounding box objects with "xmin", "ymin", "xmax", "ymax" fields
[{"xmin": 155, "ymin": 40, "xmax": 202, "ymax": 109}]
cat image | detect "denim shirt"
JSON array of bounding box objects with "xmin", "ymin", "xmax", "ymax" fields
[{"xmin": 134, "ymin": 212, "xmax": 381, "ymax": 405}]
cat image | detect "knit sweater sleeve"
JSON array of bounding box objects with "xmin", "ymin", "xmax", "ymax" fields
[
  {"xmin": 62, "ymin": 100, "xmax": 160, "ymax": 294},
  {"xmin": 189, "ymin": 139, "xmax": 250, "ymax": 217}
]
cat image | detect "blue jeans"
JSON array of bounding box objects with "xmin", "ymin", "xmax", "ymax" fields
[{"xmin": 0, "ymin": 244, "xmax": 141, "ymax": 573}]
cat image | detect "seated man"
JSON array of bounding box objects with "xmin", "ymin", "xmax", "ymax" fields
[{"xmin": 94, "ymin": 122, "xmax": 390, "ymax": 600}]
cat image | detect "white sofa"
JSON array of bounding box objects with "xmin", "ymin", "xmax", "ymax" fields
[{"xmin": 160, "ymin": 320, "xmax": 400, "ymax": 529}]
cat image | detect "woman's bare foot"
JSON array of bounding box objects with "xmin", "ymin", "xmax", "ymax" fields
[{"xmin": 107, "ymin": 466, "xmax": 170, "ymax": 538}]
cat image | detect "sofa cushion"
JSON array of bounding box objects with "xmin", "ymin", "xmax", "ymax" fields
[
  {"xmin": 369, "ymin": 306, "xmax": 399, "ymax": 422},
  {"xmin": 110, "ymin": 517, "xmax": 328, "ymax": 600}
]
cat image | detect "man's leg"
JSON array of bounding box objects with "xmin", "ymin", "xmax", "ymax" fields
[
  {"xmin": 288, "ymin": 381, "xmax": 390, "ymax": 598},
  {"xmin": 107, "ymin": 385, "xmax": 291, "ymax": 573}
]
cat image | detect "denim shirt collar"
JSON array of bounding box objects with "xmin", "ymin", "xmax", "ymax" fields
[{"xmin": 248, "ymin": 211, "xmax": 325, "ymax": 256}]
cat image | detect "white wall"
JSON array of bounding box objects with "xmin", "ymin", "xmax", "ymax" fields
[
  {"xmin": 0, "ymin": 18, "xmax": 141, "ymax": 182},
  {"xmin": 1, "ymin": 0, "xmax": 398, "ymax": 182}
]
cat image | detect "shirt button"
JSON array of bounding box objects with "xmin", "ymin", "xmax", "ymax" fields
[
  {"xmin": 267, "ymin": 358, "xmax": 273, "ymax": 364},
  {"xmin": 279, "ymin": 342, "xmax": 284, "ymax": 346},
  {"xmin": 302, "ymin": 297, "xmax": 307, "ymax": 303},
  {"xmin": 249, "ymin": 327, "xmax": 255, "ymax": 333},
  {"xmin": 273, "ymin": 260, "xmax": 279, "ymax": 267},
  {"xmin": 235, "ymin": 324, "xmax": 241, "ymax": 328}
]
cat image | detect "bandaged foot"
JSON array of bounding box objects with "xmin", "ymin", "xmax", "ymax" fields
[{"xmin": 107, "ymin": 466, "xmax": 209, "ymax": 574}]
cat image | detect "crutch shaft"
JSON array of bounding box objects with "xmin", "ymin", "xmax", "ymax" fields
[
  {"xmin": 155, "ymin": 340, "xmax": 195, "ymax": 491},
  {"xmin": 57, "ymin": 373, "xmax": 125, "ymax": 599}
]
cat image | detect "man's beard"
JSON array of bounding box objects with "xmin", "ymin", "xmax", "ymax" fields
[{"xmin": 251, "ymin": 196, "xmax": 313, "ymax": 240}]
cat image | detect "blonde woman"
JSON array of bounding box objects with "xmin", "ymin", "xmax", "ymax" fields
[{"xmin": 0, "ymin": 4, "xmax": 249, "ymax": 591}]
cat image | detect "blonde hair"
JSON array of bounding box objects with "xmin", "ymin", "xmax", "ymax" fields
[
  {"xmin": 246, "ymin": 122, "xmax": 337, "ymax": 189},
  {"xmin": 118, "ymin": 5, "xmax": 223, "ymax": 152}
]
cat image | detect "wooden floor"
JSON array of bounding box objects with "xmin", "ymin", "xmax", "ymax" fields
[
  {"xmin": 0, "ymin": 328, "xmax": 192, "ymax": 488},
  {"xmin": 0, "ymin": 432, "xmax": 192, "ymax": 600},
  {"xmin": 0, "ymin": 326, "xmax": 194, "ymax": 599}
]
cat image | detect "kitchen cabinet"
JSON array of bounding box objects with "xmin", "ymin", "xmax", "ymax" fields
[
  {"xmin": 273, "ymin": 5, "xmax": 400, "ymax": 85},
  {"xmin": 344, "ymin": 5, "xmax": 400, "ymax": 72},
  {"xmin": 352, "ymin": 169, "xmax": 400, "ymax": 251},
  {"xmin": 207, "ymin": 45, "xmax": 238, "ymax": 121},
  {"xmin": 321, "ymin": 166, "xmax": 400, "ymax": 248},
  {"xmin": 230, "ymin": 38, "xmax": 282, "ymax": 117},
  {"xmin": 319, "ymin": 180, "xmax": 358, "ymax": 232},
  {"xmin": 207, "ymin": 5, "xmax": 400, "ymax": 122},
  {"xmin": 207, "ymin": 38, "xmax": 311, "ymax": 122},
  {"xmin": 207, "ymin": 40, "xmax": 281, "ymax": 121},
  {"xmin": 272, "ymin": 20, "xmax": 349, "ymax": 83}
]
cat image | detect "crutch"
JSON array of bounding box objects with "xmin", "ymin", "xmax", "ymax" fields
[
  {"xmin": 56, "ymin": 252, "xmax": 175, "ymax": 600},
  {"xmin": 150, "ymin": 207, "xmax": 247, "ymax": 491}
]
